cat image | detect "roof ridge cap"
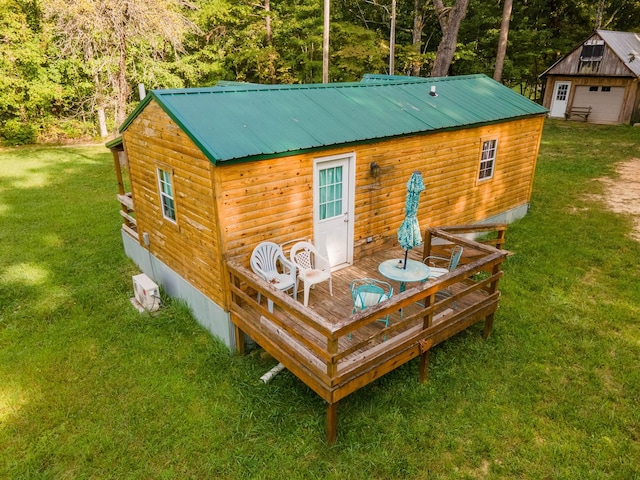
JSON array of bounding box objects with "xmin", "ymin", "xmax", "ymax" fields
[{"xmin": 152, "ymin": 74, "xmax": 488, "ymax": 97}]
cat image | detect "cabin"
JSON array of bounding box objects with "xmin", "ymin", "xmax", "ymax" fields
[
  {"xmin": 107, "ymin": 74, "xmax": 546, "ymax": 441},
  {"xmin": 541, "ymin": 30, "xmax": 640, "ymax": 124}
]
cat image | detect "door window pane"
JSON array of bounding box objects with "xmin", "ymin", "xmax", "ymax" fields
[
  {"xmin": 556, "ymin": 84, "xmax": 568, "ymax": 101},
  {"xmin": 318, "ymin": 165, "xmax": 343, "ymax": 221}
]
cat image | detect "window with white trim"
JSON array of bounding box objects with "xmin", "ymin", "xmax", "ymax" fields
[
  {"xmin": 157, "ymin": 168, "xmax": 177, "ymax": 222},
  {"xmin": 478, "ymin": 139, "xmax": 497, "ymax": 180}
]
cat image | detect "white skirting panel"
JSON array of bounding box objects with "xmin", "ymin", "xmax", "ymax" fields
[{"xmin": 121, "ymin": 231, "xmax": 236, "ymax": 349}]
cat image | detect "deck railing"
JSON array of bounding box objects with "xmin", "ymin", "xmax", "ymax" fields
[
  {"xmin": 226, "ymin": 225, "xmax": 509, "ymax": 442},
  {"xmin": 110, "ymin": 146, "xmax": 138, "ymax": 240}
]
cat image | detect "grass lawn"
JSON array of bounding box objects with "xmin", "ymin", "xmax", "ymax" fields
[{"xmin": 1, "ymin": 121, "xmax": 639, "ymax": 479}]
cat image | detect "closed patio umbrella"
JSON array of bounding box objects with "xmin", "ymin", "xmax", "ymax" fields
[{"xmin": 397, "ymin": 171, "xmax": 425, "ymax": 269}]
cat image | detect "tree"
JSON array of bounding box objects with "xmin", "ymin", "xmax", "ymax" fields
[
  {"xmin": 431, "ymin": 0, "xmax": 469, "ymax": 77},
  {"xmin": 43, "ymin": 0, "xmax": 196, "ymax": 136},
  {"xmin": 7, "ymin": 0, "xmax": 640, "ymax": 145},
  {"xmin": 0, "ymin": 0, "xmax": 74, "ymax": 144},
  {"xmin": 410, "ymin": 0, "xmax": 429, "ymax": 76},
  {"xmin": 323, "ymin": 0, "xmax": 330, "ymax": 82},
  {"xmin": 493, "ymin": 0, "xmax": 512, "ymax": 82}
]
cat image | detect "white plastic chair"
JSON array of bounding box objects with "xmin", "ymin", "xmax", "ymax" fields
[
  {"xmin": 250, "ymin": 242, "xmax": 297, "ymax": 312},
  {"xmin": 280, "ymin": 237, "xmax": 310, "ymax": 259},
  {"xmin": 290, "ymin": 241, "xmax": 333, "ymax": 307}
]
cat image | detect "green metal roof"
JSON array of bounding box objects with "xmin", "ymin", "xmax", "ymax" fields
[
  {"xmin": 120, "ymin": 74, "xmax": 547, "ymax": 164},
  {"xmin": 105, "ymin": 136, "xmax": 123, "ymax": 150}
]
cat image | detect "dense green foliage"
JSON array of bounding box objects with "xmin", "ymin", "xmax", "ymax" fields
[
  {"xmin": 1, "ymin": 0, "xmax": 639, "ymax": 144},
  {"xmin": 1, "ymin": 121, "xmax": 639, "ymax": 477}
]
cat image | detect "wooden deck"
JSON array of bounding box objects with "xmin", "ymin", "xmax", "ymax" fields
[{"xmin": 226, "ymin": 225, "xmax": 508, "ymax": 443}]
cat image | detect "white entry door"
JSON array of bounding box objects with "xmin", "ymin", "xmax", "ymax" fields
[
  {"xmin": 549, "ymin": 81, "xmax": 571, "ymax": 118},
  {"xmin": 314, "ymin": 154, "xmax": 354, "ymax": 269}
]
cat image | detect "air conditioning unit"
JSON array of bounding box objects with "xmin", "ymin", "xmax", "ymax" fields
[{"xmin": 132, "ymin": 273, "xmax": 160, "ymax": 312}]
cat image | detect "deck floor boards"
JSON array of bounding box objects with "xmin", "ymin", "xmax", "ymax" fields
[
  {"xmin": 253, "ymin": 245, "xmax": 480, "ymax": 358},
  {"xmin": 288, "ymin": 246, "xmax": 425, "ymax": 319}
]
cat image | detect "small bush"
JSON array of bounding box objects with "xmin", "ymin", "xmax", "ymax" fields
[
  {"xmin": 0, "ymin": 119, "xmax": 37, "ymax": 146},
  {"xmin": 38, "ymin": 118, "xmax": 97, "ymax": 144}
]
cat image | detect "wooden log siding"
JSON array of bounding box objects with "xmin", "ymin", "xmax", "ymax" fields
[
  {"xmin": 218, "ymin": 115, "xmax": 543, "ymax": 262},
  {"xmin": 227, "ymin": 227, "xmax": 509, "ymax": 442},
  {"xmin": 122, "ymin": 98, "xmax": 541, "ymax": 309},
  {"xmin": 123, "ymin": 102, "xmax": 226, "ymax": 305},
  {"xmin": 542, "ymin": 75, "xmax": 638, "ymax": 124}
]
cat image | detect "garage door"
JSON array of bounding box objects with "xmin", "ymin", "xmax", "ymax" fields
[{"xmin": 573, "ymin": 86, "xmax": 625, "ymax": 124}]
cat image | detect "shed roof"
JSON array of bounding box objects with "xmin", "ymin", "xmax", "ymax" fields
[
  {"xmin": 540, "ymin": 30, "xmax": 640, "ymax": 78},
  {"xmin": 120, "ymin": 74, "xmax": 547, "ymax": 164},
  {"xmin": 598, "ymin": 30, "xmax": 640, "ymax": 77}
]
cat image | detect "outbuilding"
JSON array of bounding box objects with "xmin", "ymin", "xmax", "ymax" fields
[
  {"xmin": 541, "ymin": 30, "xmax": 640, "ymax": 124},
  {"xmin": 108, "ymin": 74, "xmax": 547, "ymax": 348}
]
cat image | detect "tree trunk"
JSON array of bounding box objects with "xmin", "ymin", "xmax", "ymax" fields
[
  {"xmin": 431, "ymin": 0, "xmax": 469, "ymax": 77},
  {"xmin": 493, "ymin": 0, "xmax": 512, "ymax": 82},
  {"xmin": 117, "ymin": 30, "xmax": 128, "ymax": 126},
  {"xmin": 115, "ymin": 5, "xmax": 129, "ymax": 127},
  {"xmin": 265, "ymin": 0, "xmax": 272, "ymax": 45},
  {"xmin": 93, "ymin": 70, "xmax": 109, "ymax": 138},
  {"xmin": 323, "ymin": 0, "xmax": 329, "ymax": 83},
  {"xmin": 595, "ymin": 0, "xmax": 604, "ymax": 29},
  {"xmin": 411, "ymin": 0, "xmax": 426, "ymax": 76},
  {"xmin": 97, "ymin": 106, "xmax": 108, "ymax": 138}
]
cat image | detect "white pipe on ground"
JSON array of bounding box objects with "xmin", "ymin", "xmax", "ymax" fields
[{"xmin": 260, "ymin": 362, "xmax": 285, "ymax": 383}]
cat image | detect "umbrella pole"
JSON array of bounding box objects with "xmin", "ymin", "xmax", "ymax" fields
[{"xmin": 403, "ymin": 249, "xmax": 408, "ymax": 269}]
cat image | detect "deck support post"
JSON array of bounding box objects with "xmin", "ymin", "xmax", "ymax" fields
[
  {"xmin": 327, "ymin": 402, "xmax": 338, "ymax": 444},
  {"xmin": 418, "ymin": 350, "xmax": 430, "ymax": 383},
  {"xmin": 418, "ymin": 293, "xmax": 435, "ymax": 383},
  {"xmin": 235, "ymin": 324, "xmax": 246, "ymax": 354},
  {"xmin": 482, "ymin": 313, "xmax": 494, "ymax": 340},
  {"xmin": 483, "ymin": 263, "xmax": 500, "ymax": 340},
  {"xmin": 111, "ymin": 149, "xmax": 126, "ymax": 196}
]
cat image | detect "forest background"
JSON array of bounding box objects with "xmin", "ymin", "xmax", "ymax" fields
[{"xmin": 1, "ymin": 0, "xmax": 639, "ymax": 146}]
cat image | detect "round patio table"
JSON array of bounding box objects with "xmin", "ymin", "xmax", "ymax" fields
[{"xmin": 378, "ymin": 259, "xmax": 431, "ymax": 293}]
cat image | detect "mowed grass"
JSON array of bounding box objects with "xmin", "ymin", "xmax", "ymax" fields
[{"xmin": 1, "ymin": 121, "xmax": 639, "ymax": 479}]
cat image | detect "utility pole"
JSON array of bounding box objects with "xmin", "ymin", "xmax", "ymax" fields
[
  {"xmin": 323, "ymin": 0, "xmax": 330, "ymax": 83},
  {"xmin": 390, "ymin": 0, "xmax": 396, "ymax": 74}
]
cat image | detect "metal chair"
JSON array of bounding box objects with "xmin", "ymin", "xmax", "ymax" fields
[
  {"xmin": 350, "ymin": 278, "xmax": 393, "ymax": 328},
  {"xmin": 250, "ymin": 242, "xmax": 297, "ymax": 312},
  {"xmin": 419, "ymin": 245, "xmax": 463, "ymax": 308},
  {"xmin": 290, "ymin": 241, "xmax": 333, "ymax": 307},
  {"xmin": 423, "ymin": 245, "xmax": 463, "ymax": 278}
]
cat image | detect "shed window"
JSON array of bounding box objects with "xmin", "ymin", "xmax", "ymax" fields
[
  {"xmin": 589, "ymin": 86, "xmax": 598, "ymax": 92},
  {"xmin": 578, "ymin": 40, "xmax": 604, "ymax": 73},
  {"xmin": 580, "ymin": 42, "xmax": 604, "ymax": 60},
  {"xmin": 601, "ymin": 86, "xmax": 611, "ymax": 92},
  {"xmin": 478, "ymin": 139, "xmax": 497, "ymax": 181},
  {"xmin": 157, "ymin": 168, "xmax": 177, "ymax": 222}
]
